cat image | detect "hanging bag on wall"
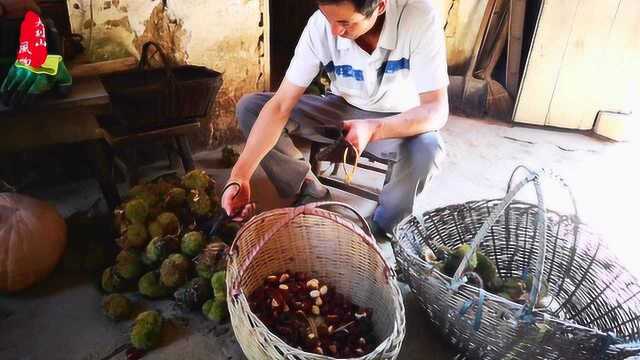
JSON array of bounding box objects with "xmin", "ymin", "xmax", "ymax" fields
[{"xmin": 101, "ymin": 41, "xmax": 223, "ymax": 132}]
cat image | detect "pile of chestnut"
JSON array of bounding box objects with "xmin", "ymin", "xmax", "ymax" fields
[{"xmin": 248, "ymin": 271, "xmax": 378, "ymax": 358}]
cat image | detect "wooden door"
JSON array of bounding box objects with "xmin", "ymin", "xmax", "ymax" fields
[
  {"xmin": 514, "ymin": 0, "xmax": 640, "ymax": 130},
  {"xmin": 268, "ymin": 0, "xmax": 318, "ymax": 90}
]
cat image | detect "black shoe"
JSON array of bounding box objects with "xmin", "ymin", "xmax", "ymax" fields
[
  {"xmin": 293, "ymin": 181, "xmax": 332, "ymax": 206},
  {"xmin": 366, "ymin": 216, "xmax": 392, "ymax": 243}
]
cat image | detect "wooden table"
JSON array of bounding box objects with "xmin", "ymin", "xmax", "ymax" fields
[{"xmin": 0, "ymin": 77, "xmax": 121, "ymax": 209}]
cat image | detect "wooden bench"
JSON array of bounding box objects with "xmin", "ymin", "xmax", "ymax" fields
[
  {"xmin": 0, "ymin": 76, "xmax": 121, "ymax": 209},
  {"xmin": 97, "ymin": 119, "xmax": 200, "ymax": 185},
  {"xmin": 309, "ymin": 141, "xmax": 395, "ymax": 202}
]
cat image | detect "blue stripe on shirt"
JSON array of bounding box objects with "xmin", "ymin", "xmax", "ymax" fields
[
  {"xmin": 324, "ymin": 62, "xmax": 364, "ymax": 81},
  {"xmin": 378, "ymin": 58, "xmax": 411, "ymax": 77}
]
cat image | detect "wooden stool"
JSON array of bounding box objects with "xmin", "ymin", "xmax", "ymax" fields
[
  {"xmin": 97, "ymin": 119, "xmax": 200, "ymax": 186},
  {"xmin": 0, "ymin": 77, "xmax": 122, "ymax": 210},
  {"xmin": 309, "ymin": 141, "xmax": 395, "ymax": 202}
]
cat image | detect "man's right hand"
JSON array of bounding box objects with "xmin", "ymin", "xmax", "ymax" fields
[
  {"xmin": 221, "ymin": 179, "xmax": 255, "ymax": 222},
  {"xmin": 220, "ymin": 79, "xmax": 306, "ymax": 221}
]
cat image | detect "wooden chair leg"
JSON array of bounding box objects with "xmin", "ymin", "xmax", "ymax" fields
[
  {"xmin": 85, "ymin": 139, "xmax": 121, "ymax": 210},
  {"xmin": 310, "ymin": 142, "xmax": 322, "ymax": 175},
  {"xmin": 331, "ymin": 163, "xmax": 339, "ymax": 176},
  {"xmin": 167, "ymin": 139, "xmax": 183, "ymax": 173},
  {"xmin": 384, "ymin": 161, "xmax": 395, "ymax": 186},
  {"xmin": 129, "ymin": 146, "xmax": 140, "ymax": 185},
  {"xmin": 308, "ymin": 141, "xmax": 396, "ymax": 204},
  {"xmin": 176, "ymin": 135, "xmax": 195, "ymax": 172}
]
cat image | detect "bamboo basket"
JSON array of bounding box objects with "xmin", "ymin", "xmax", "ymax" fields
[
  {"xmin": 392, "ymin": 167, "xmax": 640, "ymax": 359},
  {"xmin": 101, "ymin": 41, "xmax": 222, "ymax": 132},
  {"xmin": 227, "ymin": 202, "xmax": 406, "ymax": 359}
]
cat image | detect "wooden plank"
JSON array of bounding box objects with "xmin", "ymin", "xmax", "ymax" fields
[
  {"xmin": 446, "ymin": 0, "xmax": 492, "ymax": 74},
  {"xmin": 545, "ymin": 0, "xmax": 621, "ymax": 129},
  {"xmin": 597, "ymin": 0, "xmax": 640, "ymax": 115},
  {"xmin": 513, "ymin": 0, "xmax": 580, "ymax": 126},
  {"xmin": 262, "ymin": 1, "xmax": 272, "ymax": 91},
  {"xmin": 99, "ymin": 122, "xmax": 200, "ymax": 146},
  {"xmin": 0, "ymin": 110, "xmax": 102, "ymax": 153},
  {"xmin": 594, "ymin": 111, "xmax": 636, "ymax": 141},
  {"xmin": 444, "ymin": 0, "xmax": 459, "ymax": 38},
  {"xmin": 0, "ymin": 76, "xmax": 110, "ymax": 115},
  {"xmin": 69, "ymin": 57, "xmax": 138, "ymax": 78},
  {"xmin": 477, "ymin": 0, "xmax": 510, "ymax": 72},
  {"xmin": 506, "ymin": 0, "xmax": 526, "ymax": 97},
  {"xmin": 317, "ymin": 176, "xmax": 379, "ymax": 202}
]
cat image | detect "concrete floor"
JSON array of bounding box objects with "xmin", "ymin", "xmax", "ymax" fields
[{"xmin": 1, "ymin": 115, "xmax": 637, "ymax": 360}]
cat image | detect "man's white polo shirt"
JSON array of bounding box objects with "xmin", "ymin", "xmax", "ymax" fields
[{"xmin": 285, "ymin": 0, "xmax": 449, "ymax": 114}]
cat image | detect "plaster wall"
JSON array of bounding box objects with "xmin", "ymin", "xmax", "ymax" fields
[
  {"xmin": 67, "ymin": 0, "xmax": 264, "ymax": 148},
  {"xmin": 65, "ymin": 0, "xmax": 490, "ymax": 146}
]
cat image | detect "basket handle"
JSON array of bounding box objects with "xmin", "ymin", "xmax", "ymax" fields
[
  {"xmin": 138, "ymin": 41, "xmax": 174, "ymax": 75},
  {"xmin": 138, "ymin": 41, "xmax": 178, "ymax": 115},
  {"xmin": 506, "ymin": 165, "xmax": 580, "ymax": 220},
  {"xmin": 312, "ymin": 201, "xmax": 373, "ymax": 238},
  {"xmin": 451, "ymin": 168, "xmax": 548, "ymax": 315},
  {"xmin": 230, "ymin": 201, "xmax": 390, "ymax": 294}
]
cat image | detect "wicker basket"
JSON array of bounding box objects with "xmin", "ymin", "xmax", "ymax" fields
[
  {"xmin": 392, "ymin": 167, "xmax": 640, "ymax": 359},
  {"xmin": 227, "ymin": 202, "xmax": 406, "ymax": 360},
  {"xmin": 101, "ymin": 42, "xmax": 223, "ymax": 133}
]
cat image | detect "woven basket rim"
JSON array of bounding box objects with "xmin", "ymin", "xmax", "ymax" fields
[
  {"xmin": 393, "ymin": 197, "xmax": 605, "ymax": 263},
  {"xmin": 393, "ymin": 197, "xmax": 640, "ymax": 344},
  {"xmin": 230, "ymin": 204, "xmax": 392, "ymax": 289},
  {"xmin": 228, "ymin": 204, "xmax": 406, "ymax": 359}
]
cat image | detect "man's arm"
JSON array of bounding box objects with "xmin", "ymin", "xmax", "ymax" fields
[
  {"xmin": 222, "ymin": 79, "xmax": 307, "ymax": 218},
  {"xmin": 343, "ymin": 87, "xmax": 449, "ymax": 153},
  {"xmin": 230, "ymin": 79, "xmax": 307, "ymax": 182}
]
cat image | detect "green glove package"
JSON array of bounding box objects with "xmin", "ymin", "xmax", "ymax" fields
[
  {"xmin": 1, "ymin": 54, "xmax": 71, "ymax": 107},
  {"xmin": 0, "ymin": 11, "xmax": 73, "ymax": 108}
]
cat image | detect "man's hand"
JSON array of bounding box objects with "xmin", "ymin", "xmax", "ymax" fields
[
  {"xmin": 342, "ymin": 119, "xmax": 381, "ymax": 155},
  {"xmin": 221, "ymin": 179, "xmax": 255, "ymax": 222},
  {"xmin": 340, "ymin": 88, "xmax": 449, "ymax": 151},
  {"xmin": 224, "ymin": 78, "xmax": 305, "ymax": 209}
]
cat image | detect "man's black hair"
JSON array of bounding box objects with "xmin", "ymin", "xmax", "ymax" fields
[{"xmin": 317, "ymin": 0, "xmax": 380, "ymax": 18}]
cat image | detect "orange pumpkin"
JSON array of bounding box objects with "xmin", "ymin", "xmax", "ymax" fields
[{"xmin": 0, "ymin": 193, "xmax": 67, "ymax": 293}]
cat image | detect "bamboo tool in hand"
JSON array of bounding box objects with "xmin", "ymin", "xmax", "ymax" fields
[
  {"xmin": 342, "ymin": 145, "xmax": 359, "ymax": 185},
  {"xmin": 314, "ymin": 126, "xmax": 360, "ymax": 185}
]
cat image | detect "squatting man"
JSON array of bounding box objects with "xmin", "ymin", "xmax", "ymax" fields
[{"xmin": 225, "ymin": 0, "xmax": 450, "ymax": 238}]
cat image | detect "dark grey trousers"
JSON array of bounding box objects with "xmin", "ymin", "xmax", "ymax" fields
[{"xmin": 236, "ymin": 92, "xmax": 445, "ymax": 232}]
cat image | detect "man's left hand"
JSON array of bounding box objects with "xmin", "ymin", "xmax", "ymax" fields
[{"xmin": 342, "ymin": 119, "xmax": 381, "ymax": 155}]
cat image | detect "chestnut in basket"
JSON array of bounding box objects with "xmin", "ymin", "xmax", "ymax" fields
[{"xmin": 248, "ymin": 271, "xmax": 379, "ymax": 358}]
